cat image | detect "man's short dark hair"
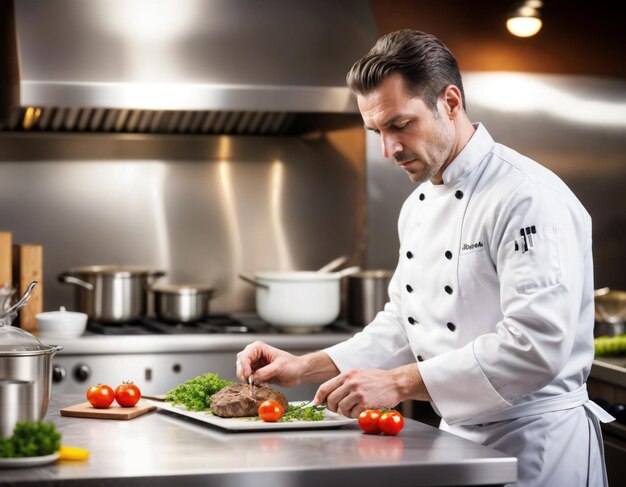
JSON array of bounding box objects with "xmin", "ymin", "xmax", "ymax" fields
[{"xmin": 346, "ymin": 29, "xmax": 466, "ymax": 112}]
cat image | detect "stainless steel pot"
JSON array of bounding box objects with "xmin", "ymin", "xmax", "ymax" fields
[
  {"xmin": 58, "ymin": 266, "xmax": 165, "ymax": 322},
  {"xmin": 594, "ymin": 288, "xmax": 626, "ymax": 337},
  {"xmin": 346, "ymin": 270, "xmax": 393, "ymax": 327},
  {"xmin": 0, "ymin": 380, "xmax": 37, "ymax": 438},
  {"xmin": 152, "ymin": 284, "xmax": 214, "ymax": 323},
  {"xmin": 0, "ymin": 323, "xmax": 62, "ymax": 421}
]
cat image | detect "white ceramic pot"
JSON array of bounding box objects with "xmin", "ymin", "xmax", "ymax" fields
[
  {"xmin": 252, "ymin": 267, "xmax": 360, "ymax": 332},
  {"xmin": 35, "ymin": 307, "xmax": 88, "ymax": 339}
]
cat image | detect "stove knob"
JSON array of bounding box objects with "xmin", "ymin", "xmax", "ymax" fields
[
  {"xmin": 52, "ymin": 365, "xmax": 66, "ymax": 383},
  {"xmin": 73, "ymin": 364, "xmax": 91, "ymax": 383}
]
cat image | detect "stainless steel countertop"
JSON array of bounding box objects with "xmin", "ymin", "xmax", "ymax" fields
[
  {"xmin": 41, "ymin": 332, "xmax": 355, "ymax": 355},
  {"xmin": 1, "ymin": 395, "xmax": 517, "ymax": 486}
]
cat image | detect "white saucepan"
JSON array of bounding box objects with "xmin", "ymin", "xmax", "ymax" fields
[{"xmin": 239, "ymin": 267, "xmax": 360, "ymax": 332}]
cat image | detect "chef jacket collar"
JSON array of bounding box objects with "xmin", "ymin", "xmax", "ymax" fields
[{"xmin": 441, "ymin": 123, "xmax": 494, "ymax": 185}]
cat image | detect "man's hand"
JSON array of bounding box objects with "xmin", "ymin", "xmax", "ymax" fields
[
  {"xmin": 236, "ymin": 342, "xmax": 339, "ymax": 388},
  {"xmin": 236, "ymin": 341, "xmax": 302, "ymax": 387},
  {"xmin": 314, "ymin": 363, "xmax": 431, "ymax": 418}
]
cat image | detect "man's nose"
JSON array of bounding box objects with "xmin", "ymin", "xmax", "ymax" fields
[{"xmin": 381, "ymin": 133, "xmax": 402, "ymax": 159}]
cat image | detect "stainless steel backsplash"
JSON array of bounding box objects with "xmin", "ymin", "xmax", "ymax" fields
[{"xmin": 0, "ymin": 129, "xmax": 366, "ymax": 312}]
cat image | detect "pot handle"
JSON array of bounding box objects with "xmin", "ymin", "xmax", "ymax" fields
[
  {"xmin": 144, "ymin": 271, "xmax": 166, "ymax": 292},
  {"xmin": 238, "ymin": 273, "xmax": 269, "ymax": 290},
  {"xmin": 57, "ymin": 273, "xmax": 94, "ymax": 290},
  {"xmin": 334, "ymin": 266, "xmax": 361, "ymax": 278},
  {"xmin": 0, "ymin": 280, "xmax": 38, "ymax": 320},
  {"xmin": 594, "ymin": 287, "xmax": 610, "ymax": 297}
]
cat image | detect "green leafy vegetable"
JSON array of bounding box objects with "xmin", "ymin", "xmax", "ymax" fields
[
  {"xmin": 279, "ymin": 402, "xmax": 326, "ymax": 422},
  {"xmin": 595, "ymin": 334, "xmax": 626, "ymax": 357},
  {"xmin": 0, "ymin": 421, "xmax": 61, "ymax": 458},
  {"xmin": 165, "ymin": 372, "xmax": 234, "ymax": 411}
]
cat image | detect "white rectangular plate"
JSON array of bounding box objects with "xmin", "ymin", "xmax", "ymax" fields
[{"xmin": 150, "ymin": 400, "xmax": 357, "ymax": 431}]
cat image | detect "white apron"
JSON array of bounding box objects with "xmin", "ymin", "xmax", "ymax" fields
[{"xmin": 440, "ymin": 386, "xmax": 614, "ymax": 486}]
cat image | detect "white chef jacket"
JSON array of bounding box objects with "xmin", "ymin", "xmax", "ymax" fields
[{"xmin": 325, "ymin": 124, "xmax": 613, "ymax": 486}]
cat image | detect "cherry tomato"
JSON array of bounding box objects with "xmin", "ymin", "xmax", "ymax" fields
[
  {"xmin": 379, "ymin": 410, "xmax": 404, "ymax": 436},
  {"xmin": 258, "ymin": 400, "xmax": 284, "ymax": 422},
  {"xmin": 358, "ymin": 409, "xmax": 382, "ymax": 434},
  {"xmin": 86, "ymin": 384, "xmax": 115, "ymax": 409},
  {"xmin": 114, "ymin": 381, "xmax": 141, "ymax": 407}
]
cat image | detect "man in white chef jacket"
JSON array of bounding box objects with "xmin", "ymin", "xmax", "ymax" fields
[{"xmin": 236, "ymin": 29, "xmax": 613, "ymax": 486}]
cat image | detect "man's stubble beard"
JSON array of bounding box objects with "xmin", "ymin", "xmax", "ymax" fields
[{"xmin": 403, "ymin": 122, "xmax": 456, "ymax": 185}]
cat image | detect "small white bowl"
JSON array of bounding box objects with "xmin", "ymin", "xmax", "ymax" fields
[{"xmin": 36, "ymin": 307, "xmax": 88, "ymax": 339}]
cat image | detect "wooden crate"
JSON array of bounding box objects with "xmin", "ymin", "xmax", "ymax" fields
[{"xmin": 12, "ymin": 244, "xmax": 43, "ymax": 331}]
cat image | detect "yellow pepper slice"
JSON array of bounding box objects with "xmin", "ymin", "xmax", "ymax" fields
[{"xmin": 58, "ymin": 445, "xmax": 90, "ymax": 461}]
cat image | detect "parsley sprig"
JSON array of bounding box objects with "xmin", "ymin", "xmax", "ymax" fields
[
  {"xmin": 279, "ymin": 402, "xmax": 326, "ymax": 422},
  {"xmin": 165, "ymin": 373, "xmax": 234, "ymax": 411},
  {"xmin": 0, "ymin": 422, "xmax": 61, "ymax": 458}
]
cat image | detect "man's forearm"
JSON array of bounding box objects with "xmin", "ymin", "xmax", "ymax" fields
[{"xmin": 298, "ymin": 351, "xmax": 340, "ymax": 384}]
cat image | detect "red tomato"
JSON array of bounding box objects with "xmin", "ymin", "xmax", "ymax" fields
[
  {"xmin": 86, "ymin": 384, "xmax": 115, "ymax": 409},
  {"xmin": 379, "ymin": 410, "xmax": 404, "ymax": 436},
  {"xmin": 358, "ymin": 409, "xmax": 382, "ymax": 434},
  {"xmin": 258, "ymin": 400, "xmax": 284, "ymax": 422},
  {"xmin": 115, "ymin": 381, "xmax": 141, "ymax": 407}
]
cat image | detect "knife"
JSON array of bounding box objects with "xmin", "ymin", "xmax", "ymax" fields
[
  {"xmin": 248, "ymin": 375, "xmax": 256, "ymax": 400},
  {"xmin": 142, "ymin": 393, "xmax": 166, "ymax": 401}
]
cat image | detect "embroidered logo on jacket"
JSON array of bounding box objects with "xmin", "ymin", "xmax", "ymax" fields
[
  {"xmin": 462, "ymin": 241, "xmax": 484, "ymax": 251},
  {"xmin": 514, "ymin": 226, "xmax": 536, "ymax": 253}
]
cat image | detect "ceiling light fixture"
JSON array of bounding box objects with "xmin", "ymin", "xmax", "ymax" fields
[{"xmin": 506, "ymin": 0, "xmax": 543, "ymax": 38}]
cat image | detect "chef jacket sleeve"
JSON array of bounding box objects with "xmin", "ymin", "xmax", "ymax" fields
[
  {"xmin": 419, "ymin": 179, "xmax": 592, "ymax": 425},
  {"xmin": 324, "ymin": 268, "xmax": 416, "ymax": 371},
  {"xmin": 324, "ymin": 195, "xmax": 417, "ymax": 371}
]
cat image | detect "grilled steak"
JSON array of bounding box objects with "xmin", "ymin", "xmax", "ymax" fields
[{"xmin": 210, "ymin": 383, "xmax": 288, "ymax": 418}]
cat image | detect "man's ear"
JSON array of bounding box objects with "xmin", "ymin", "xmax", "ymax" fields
[{"xmin": 441, "ymin": 85, "xmax": 463, "ymax": 119}]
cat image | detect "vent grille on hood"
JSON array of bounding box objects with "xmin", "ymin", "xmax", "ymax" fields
[
  {"xmin": 0, "ymin": 0, "xmax": 379, "ymax": 134},
  {"xmin": 2, "ymin": 107, "xmax": 296, "ymax": 135}
]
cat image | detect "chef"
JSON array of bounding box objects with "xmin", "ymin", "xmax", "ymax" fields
[{"xmin": 236, "ymin": 29, "xmax": 613, "ymax": 486}]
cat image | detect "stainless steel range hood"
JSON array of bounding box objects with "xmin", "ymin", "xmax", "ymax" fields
[{"xmin": 0, "ymin": 0, "xmax": 379, "ymax": 134}]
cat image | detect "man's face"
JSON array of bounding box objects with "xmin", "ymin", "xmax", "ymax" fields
[{"xmin": 357, "ymin": 73, "xmax": 456, "ymax": 185}]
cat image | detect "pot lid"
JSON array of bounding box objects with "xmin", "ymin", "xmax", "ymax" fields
[
  {"xmin": 35, "ymin": 306, "xmax": 88, "ymax": 322},
  {"xmin": 0, "ymin": 321, "xmax": 49, "ymax": 352}
]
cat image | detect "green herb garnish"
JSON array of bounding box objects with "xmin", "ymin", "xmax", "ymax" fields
[
  {"xmin": 165, "ymin": 372, "xmax": 234, "ymax": 411},
  {"xmin": 279, "ymin": 402, "xmax": 326, "ymax": 422},
  {"xmin": 0, "ymin": 421, "xmax": 61, "ymax": 458}
]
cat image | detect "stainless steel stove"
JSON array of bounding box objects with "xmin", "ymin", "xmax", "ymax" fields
[{"xmin": 48, "ymin": 314, "xmax": 359, "ymax": 401}]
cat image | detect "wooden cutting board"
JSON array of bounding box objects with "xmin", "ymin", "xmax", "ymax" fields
[{"xmin": 60, "ymin": 400, "xmax": 156, "ymax": 420}]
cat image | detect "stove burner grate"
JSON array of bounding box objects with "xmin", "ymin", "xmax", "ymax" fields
[{"xmin": 86, "ymin": 314, "xmax": 360, "ymax": 336}]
